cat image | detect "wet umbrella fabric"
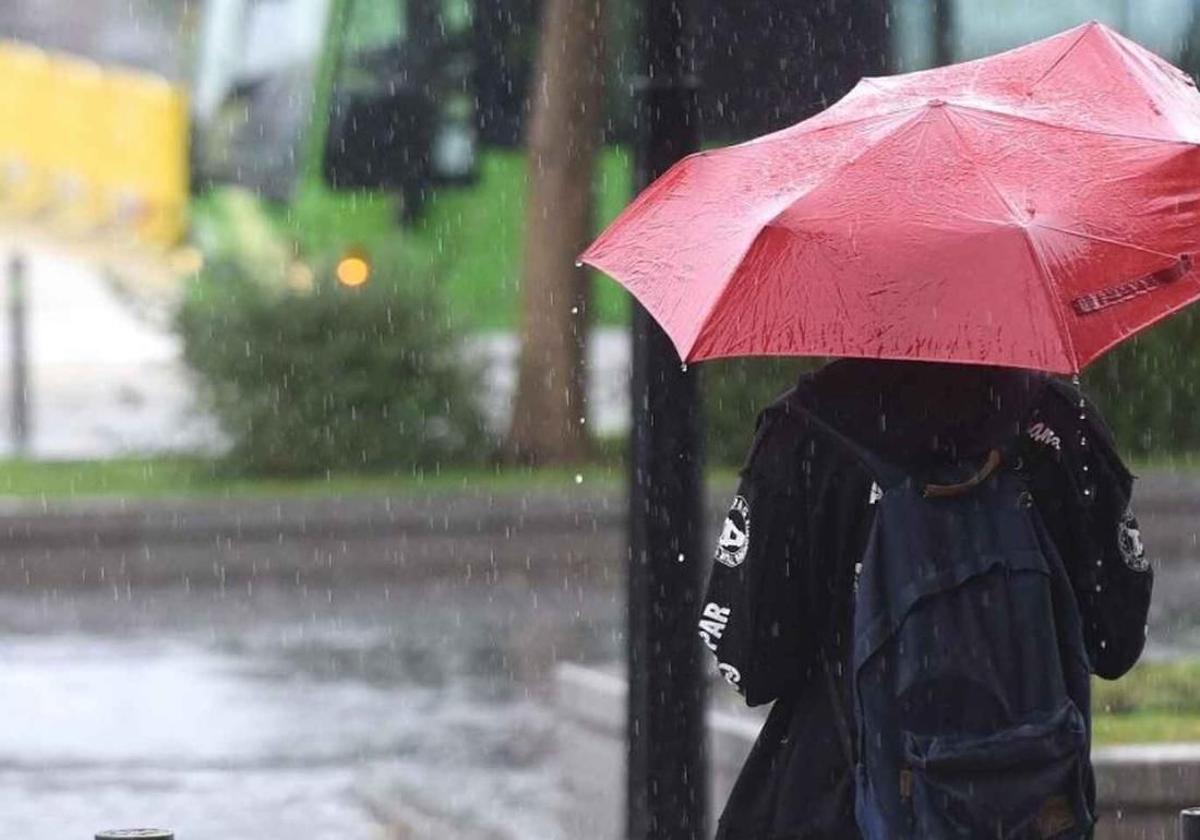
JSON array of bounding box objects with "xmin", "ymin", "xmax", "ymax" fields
[{"xmin": 581, "ymin": 22, "xmax": 1200, "ymax": 374}]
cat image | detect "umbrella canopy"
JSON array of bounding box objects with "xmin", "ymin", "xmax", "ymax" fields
[{"xmin": 580, "ymin": 22, "xmax": 1200, "ymax": 373}]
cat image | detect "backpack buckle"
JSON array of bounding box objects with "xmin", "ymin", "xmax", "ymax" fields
[{"xmin": 1035, "ymin": 795, "xmax": 1075, "ymax": 837}]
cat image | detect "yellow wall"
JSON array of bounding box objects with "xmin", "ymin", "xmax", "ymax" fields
[{"xmin": 0, "ymin": 41, "xmax": 188, "ymax": 249}]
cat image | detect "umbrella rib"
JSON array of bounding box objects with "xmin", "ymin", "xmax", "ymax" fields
[
  {"xmin": 1011, "ymin": 225, "xmax": 1080, "ymax": 372},
  {"xmin": 948, "ymin": 101, "xmax": 1198, "ymax": 147},
  {"xmin": 938, "ymin": 108, "xmax": 1022, "ymax": 222},
  {"xmin": 759, "ymin": 109, "xmax": 930, "ymax": 230},
  {"xmin": 686, "ymin": 111, "xmax": 929, "ymax": 357},
  {"xmin": 1101, "ymin": 25, "xmax": 1197, "ymax": 112},
  {"xmin": 940, "ymin": 108, "xmax": 1080, "ymax": 371},
  {"xmin": 1028, "ymin": 24, "xmax": 1093, "ymax": 92},
  {"xmin": 1027, "ymin": 222, "xmax": 1178, "ymax": 260}
]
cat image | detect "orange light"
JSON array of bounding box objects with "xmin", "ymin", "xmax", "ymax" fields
[{"xmin": 336, "ymin": 255, "xmax": 370, "ymax": 287}]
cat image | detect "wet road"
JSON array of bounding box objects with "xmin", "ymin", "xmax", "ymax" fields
[
  {"xmin": 0, "ymin": 553, "xmax": 1195, "ymax": 838},
  {"xmin": 0, "ymin": 580, "xmax": 621, "ymax": 838}
]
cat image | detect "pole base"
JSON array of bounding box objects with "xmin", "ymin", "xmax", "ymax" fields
[{"xmin": 1181, "ymin": 807, "xmax": 1200, "ymax": 840}]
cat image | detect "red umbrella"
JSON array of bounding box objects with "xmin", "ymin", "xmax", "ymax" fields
[{"xmin": 580, "ymin": 22, "xmax": 1200, "ymax": 373}]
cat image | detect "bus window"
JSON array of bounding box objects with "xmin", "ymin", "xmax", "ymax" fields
[
  {"xmin": 323, "ymin": 0, "xmax": 476, "ymax": 213},
  {"xmin": 192, "ymin": 0, "xmax": 329, "ymax": 199}
]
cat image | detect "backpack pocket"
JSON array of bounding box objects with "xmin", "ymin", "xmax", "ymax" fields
[{"xmin": 901, "ymin": 699, "xmax": 1091, "ymax": 839}]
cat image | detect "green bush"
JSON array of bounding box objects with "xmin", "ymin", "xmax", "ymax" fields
[
  {"xmin": 176, "ymin": 251, "xmax": 488, "ymax": 476},
  {"xmin": 703, "ymin": 358, "xmax": 816, "ymax": 467},
  {"xmin": 1086, "ymin": 309, "xmax": 1200, "ymax": 457}
]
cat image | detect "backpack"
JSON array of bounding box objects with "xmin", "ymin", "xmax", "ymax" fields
[{"xmin": 810, "ymin": 414, "xmax": 1096, "ymax": 840}]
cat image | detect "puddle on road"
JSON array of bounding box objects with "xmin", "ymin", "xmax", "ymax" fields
[{"xmin": 0, "ymin": 581, "xmax": 621, "ymax": 839}]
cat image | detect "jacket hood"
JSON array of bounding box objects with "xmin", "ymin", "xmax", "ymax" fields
[{"xmin": 783, "ymin": 359, "xmax": 1050, "ymax": 466}]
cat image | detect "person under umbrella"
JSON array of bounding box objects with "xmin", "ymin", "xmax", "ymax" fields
[
  {"xmin": 698, "ymin": 359, "xmax": 1149, "ymax": 838},
  {"xmin": 581, "ymin": 21, "xmax": 1187, "ymax": 839}
]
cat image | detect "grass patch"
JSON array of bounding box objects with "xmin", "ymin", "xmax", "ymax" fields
[
  {"xmin": 1093, "ymin": 711, "xmax": 1200, "ymax": 744},
  {"xmin": 0, "ymin": 447, "xmax": 744, "ymax": 500},
  {"xmin": 1092, "ymin": 659, "xmax": 1200, "ymax": 744},
  {"xmin": 0, "ymin": 458, "xmax": 625, "ymax": 500},
  {"xmin": 1129, "ymin": 451, "xmax": 1200, "ymax": 473},
  {"xmin": 1093, "ymin": 659, "xmax": 1200, "ymax": 716}
]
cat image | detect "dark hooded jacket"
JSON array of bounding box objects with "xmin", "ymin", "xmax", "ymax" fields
[{"xmin": 700, "ymin": 359, "xmax": 1153, "ymax": 840}]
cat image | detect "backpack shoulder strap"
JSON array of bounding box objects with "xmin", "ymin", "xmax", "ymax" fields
[
  {"xmin": 820, "ymin": 649, "xmax": 855, "ymax": 768},
  {"xmin": 798, "ymin": 408, "xmax": 907, "ymax": 490}
]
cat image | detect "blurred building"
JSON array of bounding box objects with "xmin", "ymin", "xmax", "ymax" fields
[
  {"xmin": 897, "ymin": 0, "xmax": 1196, "ymax": 67},
  {"xmin": 692, "ymin": 0, "xmax": 1200, "ymax": 142},
  {"xmin": 0, "ymin": 0, "xmax": 189, "ymax": 79}
]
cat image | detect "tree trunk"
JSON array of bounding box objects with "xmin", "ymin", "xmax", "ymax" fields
[{"xmin": 506, "ymin": 0, "xmax": 606, "ymax": 465}]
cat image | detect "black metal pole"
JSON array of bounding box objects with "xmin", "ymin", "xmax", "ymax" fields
[
  {"xmin": 8, "ymin": 252, "xmax": 28, "ymax": 457},
  {"xmin": 626, "ymin": 0, "xmax": 706, "ymax": 837},
  {"xmin": 1182, "ymin": 807, "xmax": 1200, "ymax": 840}
]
